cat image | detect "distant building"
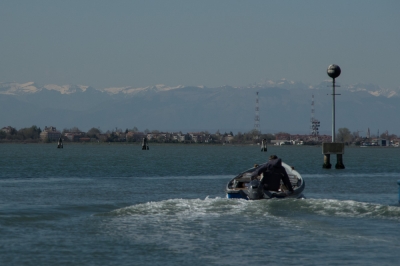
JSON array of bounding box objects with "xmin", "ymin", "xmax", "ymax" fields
[
  {"xmin": 223, "ymin": 134, "xmax": 234, "ymax": 143},
  {"xmin": 97, "ymin": 134, "xmax": 109, "ymax": 142},
  {"xmin": 189, "ymin": 132, "xmax": 205, "ymax": 143},
  {"xmin": 392, "ymin": 138, "xmax": 400, "ymax": 147},
  {"xmin": 40, "ymin": 126, "xmax": 61, "ymax": 141},
  {"xmin": 146, "ymin": 132, "xmax": 170, "ymax": 142},
  {"xmin": 126, "ymin": 131, "xmax": 146, "ymax": 142},
  {"xmin": 64, "ymin": 132, "xmax": 84, "ymax": 141},
  {"xmin": 271, "ymin": 133, "xmax": 332, "ymax": 145},
  {"xmin": 171, "ymin": 132, "xmax": 190, "ymax": 142},
  {"xmin": 202, "ymin": 134, "xmax": 213, "ymax": 143},
  {"xmin": 275, "ymin": 133, "xmax": 291, "ymax": 141},
  {"xmin": 0, "ymin": 126, "xmax": 13, "ymax": 134}
]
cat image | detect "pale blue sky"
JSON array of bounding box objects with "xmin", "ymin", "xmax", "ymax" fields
[{"xmin": 1, "ymin": 0, "xmax": 399, "ymax": 89}]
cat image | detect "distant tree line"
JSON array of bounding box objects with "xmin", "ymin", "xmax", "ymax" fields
[
  {"xmin": 335, "ymin": 127, "xmax": 398, "ymax": 145},
  {"xmin": 0, "ymin": 125, "xmax": 398, "ymax": 145},
  {"xmin": 0, "ymin": 126, "xmax": 42, "ymax": 141}
]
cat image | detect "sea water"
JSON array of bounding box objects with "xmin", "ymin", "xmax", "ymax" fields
[{"xmin": 1, "ymin": 144, "xmax": 400, "ymax": 265}]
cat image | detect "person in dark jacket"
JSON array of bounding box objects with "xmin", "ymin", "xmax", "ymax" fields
[{"xmin": 251, "ymin": 155, "xmax": 294, "ymax": 193}]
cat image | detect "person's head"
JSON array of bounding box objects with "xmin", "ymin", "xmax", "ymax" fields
[
  {"xmin": 254, "ymin": 164, "xmax": 259, "ymax": 168},
  {"xmin": 269, "ymin": 155, "xmax": 278, "ymax": 160}
]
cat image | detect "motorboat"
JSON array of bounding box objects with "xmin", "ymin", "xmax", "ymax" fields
[{"xmin": 226, "ymin": 162, "xmax": 305, "ymax": 200}]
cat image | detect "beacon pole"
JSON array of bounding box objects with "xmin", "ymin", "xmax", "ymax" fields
[
  {"xmin": 332, "ymin": 77, "xmax": 336, "ymax": 143},
  {"xmin": 323, "ymin": 64, "xmax": 344, "ymax": 169}
]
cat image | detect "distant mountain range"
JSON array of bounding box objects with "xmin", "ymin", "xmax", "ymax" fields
[{"xmin": 1, "ymin": 80, "xmax": 399, "ymax": 135}]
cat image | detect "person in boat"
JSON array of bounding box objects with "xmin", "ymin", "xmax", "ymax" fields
[{"xmin": 251, "ymin": 155, "xmax": 294, "ymax": 193}]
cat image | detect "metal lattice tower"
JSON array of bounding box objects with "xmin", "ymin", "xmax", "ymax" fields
[
  {"xmin": 310, "ymin": 94, "xmax": 320, "ymax": 139},
  {"xmin": 254, "ymin": 92, "xmax": 260, "ymax": 136}
]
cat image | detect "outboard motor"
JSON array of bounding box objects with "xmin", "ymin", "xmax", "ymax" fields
[{"xmin": 246, "ymin": 179, "xmax": 264, "ymax": 200}]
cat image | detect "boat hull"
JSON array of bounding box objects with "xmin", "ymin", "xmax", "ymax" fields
[{"xmin": 226, "ymin": 162, "xmax": 305, "ymax": 200}]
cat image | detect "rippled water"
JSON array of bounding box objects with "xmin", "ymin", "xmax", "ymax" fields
[{"xmin": 1, "ymin": 144, "xmax": 400, "ymax": 265}]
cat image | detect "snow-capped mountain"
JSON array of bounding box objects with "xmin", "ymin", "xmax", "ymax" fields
[
  {"xmin": 0, "ymin": 82, "xmax": 90, "ymax": 95},
  {"xmin": 42, "ymin": 84, "xmax": 90, "ymax": 94},
  {"xmin": 346, "ymin": 83, "xmax": 398, "ymax": 98},
  {"xmin": 0, "ymin": 80, "xmax": 399, "ymax": 134},
  {"xmin": 0, "ymin": 82, "xmax": 41, "ymax": 95},
  {"xmin": 1, "ymin": 80, "xmax": 398, "ymax": 98},
  {"xmin": 102, "ymin": 84, "xmax": 186, "ymax": 95}
]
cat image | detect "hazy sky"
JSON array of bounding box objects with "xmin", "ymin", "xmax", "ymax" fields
[{"xmin": 1, "ymin": 0, "xmax": 399, "ymax": 89}]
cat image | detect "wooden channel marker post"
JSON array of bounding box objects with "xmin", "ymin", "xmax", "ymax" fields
[
  {"xmin": 323, "ymin": 64, "xmax": 345, "ymax": 169},
  {"xmin": 261, "ymin": 139, "xmax": 267, "ymax": 152},
  {"xmin": 142, "ymin": 137, "xmax": 149, "ymax": 150}
]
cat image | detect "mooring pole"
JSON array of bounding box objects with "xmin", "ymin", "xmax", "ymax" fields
[
  {"xmin": 398, "ymin": 180, "xmax": 400, "ymax": 203},
  {"xmin": 336, "ymin": 153, "xmax": 345, "ymax": 169},
  {"xmin": 323, "ymin": 154, "xmax": 331, "ymax": 169}
]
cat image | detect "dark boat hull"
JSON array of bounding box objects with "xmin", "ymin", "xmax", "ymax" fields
[{"xmin": 226, "ymin": 162, "xmax": 305, "ymax": 200}]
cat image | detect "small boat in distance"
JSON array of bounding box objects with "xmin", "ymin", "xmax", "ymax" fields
[{"xmin": 226, "ymin": 162, "xmax": 305, "ymax": 200}]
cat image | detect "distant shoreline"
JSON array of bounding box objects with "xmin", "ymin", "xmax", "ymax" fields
[{"xmin": 2, "ymin": 141, "xmax": 397, "ymax": 148}]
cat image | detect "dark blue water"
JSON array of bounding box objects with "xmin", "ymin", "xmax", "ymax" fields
[{"xmin": 1, "ymin": 144, "xmax": 400, "ymax": 265}]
